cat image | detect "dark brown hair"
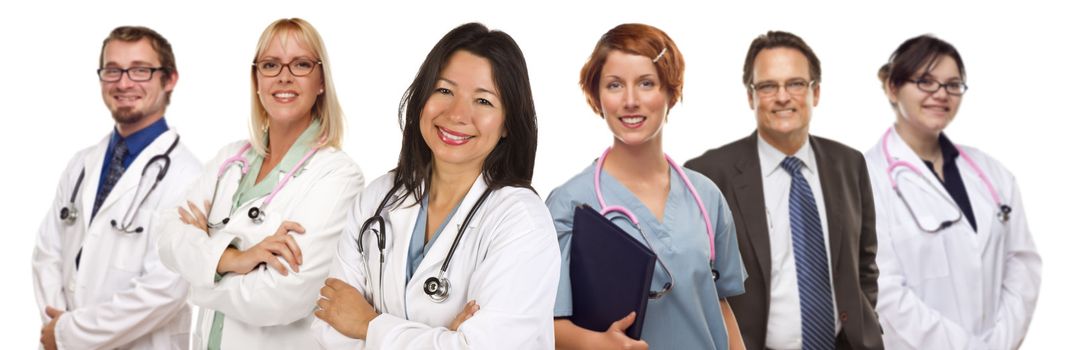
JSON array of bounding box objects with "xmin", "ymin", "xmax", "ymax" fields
[
  {"xmin": 742, "ymin": 31, "xmax": 820, "ymax": 88},
  {"xmin": 877, "ymin": 34, "xmax": 965, "ymax": 87},
  {"xmin": 394, "ymin": 22, "xmax": 538, "ymax": 205},
  {"xmin": 99, "ymin": 26, "xmax": 177, "ymax": 104}
]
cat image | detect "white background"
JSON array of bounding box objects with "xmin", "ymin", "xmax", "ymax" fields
[{"xmin": 2, "ymin": 0, "xmax": 1071, "ymax": 348}]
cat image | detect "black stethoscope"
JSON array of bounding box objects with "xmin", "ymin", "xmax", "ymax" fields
[
  {"xmin": 358, "ymin": 182, "xmax": 494, "ymax": 306},
  {"xmin": 59, "ymin": 135, "xmax": 180, "ymax": 234}
]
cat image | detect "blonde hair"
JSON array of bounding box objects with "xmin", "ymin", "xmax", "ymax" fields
[{"xmin": 249, "ymin": 18, "xmax": 344, "ymax": 155}]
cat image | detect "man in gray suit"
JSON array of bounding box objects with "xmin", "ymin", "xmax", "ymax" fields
[{"xmin": 685, "ymin": 31, "xmax": 882, "ymax": 350}]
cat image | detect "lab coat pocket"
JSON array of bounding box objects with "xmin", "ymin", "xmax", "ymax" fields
[
  {"xmin": 891, "ymin": 225, "xmax": 950, "ymax": 284},
  {"xmin": 110, "ymin": 226, "xmax": 150, "ymax": 273}
]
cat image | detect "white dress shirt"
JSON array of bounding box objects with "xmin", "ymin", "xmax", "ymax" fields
[{"xmin": 758, "ymin": 137, "xmax": 840, "ymax": 350}]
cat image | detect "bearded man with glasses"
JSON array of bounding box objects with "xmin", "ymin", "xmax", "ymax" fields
[{"xmin": 32, "ymin": 25, "xmax": 202, "ymax": 350}]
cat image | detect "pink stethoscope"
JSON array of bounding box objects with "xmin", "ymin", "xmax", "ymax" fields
[
  {"xmin": 593, "ymin": 147, "xmax": 717, "ymax": 299},
  {"xmin": 207, "ymin": 141, "xmax": 321, "ymax": 227},
  {"xmin": 881, "ymin": 127, "xmax": 1011, "ymax": 233}
]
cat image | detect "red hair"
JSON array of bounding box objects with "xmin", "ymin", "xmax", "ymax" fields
[{"xmin": 579, "ymin": 23, "xmax": 685, "ymax": 115}]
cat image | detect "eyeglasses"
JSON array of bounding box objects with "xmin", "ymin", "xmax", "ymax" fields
[
  {"xmin": 253, "ymin": 58, "xmax": 322, "ymax": 77},
  {"xmin": 97, "ymin": 67, "xmax": 164, "ymax": 82},
  {"xmin": 750, "ymin": 79, "xmax": 815, "ymax": 98},
  {"xmin": 911, "ymin": 78, "xmax": 968, "ymax": 96}
]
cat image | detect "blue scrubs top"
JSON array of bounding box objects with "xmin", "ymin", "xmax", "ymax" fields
[
  {"xmin": 547, "ymin": 162, "xmax": 746, "ymax": 349},
  {"xmin": 406, "ymin": 195, "xmax": 462, "ymax": 283}
]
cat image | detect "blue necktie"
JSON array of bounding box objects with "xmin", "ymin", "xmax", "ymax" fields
[
  {"xmin": 781, "ymin": 156, "xmax": 835, "ymax": 350},
  {"xmin": 92, "ymin": 139, "xmax": 128, "ymax": 218}
]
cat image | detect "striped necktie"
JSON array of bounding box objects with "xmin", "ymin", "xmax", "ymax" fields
[
  {"xmin": 92, "ymin": 139, "xmax": 128, "ymax": 218},
  {"xmin": 780, "ymin": 156, "xmax": 835, "ymax": 350}
]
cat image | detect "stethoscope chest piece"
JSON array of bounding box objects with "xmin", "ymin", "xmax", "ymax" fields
[
  {"xmin": 60, "ymin": 206, "xmax": 78, "ymax": 224},
  {"xmin": 248, "ymin": 207, "xmax": 264, "ymax": 224},
  {"xmin": 999, "ymin": 204, "xmax": 1012, "ymax": 223},
  {"xmin": 423, "ymin": 275, "xmax": 450, "ymax": 303}
]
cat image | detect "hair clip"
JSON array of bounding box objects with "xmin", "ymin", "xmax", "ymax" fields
[{"xmin": 653, "ymin": 48, "xmax": 667, "ymax": 63}]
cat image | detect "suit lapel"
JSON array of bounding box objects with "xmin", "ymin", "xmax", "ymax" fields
[
  {"xmin": 733, "ymin": 134, "xmax": 772, "ymax": 287},
  {"xmin": 811, "ymin": 137, "xmax": 846, "ymax": 276}
]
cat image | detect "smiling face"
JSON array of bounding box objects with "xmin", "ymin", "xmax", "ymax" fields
[
  {"xmin": 255, "ymin": 30, "xmax": 323, "ymax": 126},
  {"xmin": 598, "ymin": 49, "xmax": 670, "ymax": 147},
  {"xmin": 420, "ymin": 50, "xmax": 506, "ymax": 173},
  {"xmin": 99, "ymin": 38, "xmax": 176, "ymax": 130},
  {"xmin": 748, "ymin": 47, "xmax": 819, "ymax": 144},
  {"xmin": 888, "ymin": 54, "xmax": 963, "ymax": 137}
]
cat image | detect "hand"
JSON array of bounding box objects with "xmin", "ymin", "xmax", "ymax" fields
[
  {"xmin": 595, "ymin": 312, "xmax": 648, "ymax": 350},
  {"xmin": 40, "ymin": 306, "xmax": 63, "ymax": 350},
  {"xmin": 315, "ymin": 277, "xmax": 378, "ymax": 340},
  {"xmin": 216, "ymin": 221, "xmax": 305, "ymax": 275},
  {"xmin": 449, "ymin": 300, "xmax": 480, "ymax": 331},
  {"xmin": 177, "ymin": 200, "xmax": 212, "ymax": 235}
]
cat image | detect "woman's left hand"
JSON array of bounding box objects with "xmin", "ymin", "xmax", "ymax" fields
[
  {"xmin": 315, "ymin": 277, "xmax": 378, "ymax": 340},
  {"xmin": 177, "ymin": 200, "xmax": 212, "ymax": 235}
]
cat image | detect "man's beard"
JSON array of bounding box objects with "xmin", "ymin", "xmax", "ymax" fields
[{"xmin": 111, "ymin": 106, "xmax": 146, "ymax": 126}]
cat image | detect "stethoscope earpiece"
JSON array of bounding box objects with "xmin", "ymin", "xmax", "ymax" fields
[{"xmin": 111, "ymin": 219, "xmax": 144, "ymax": 234}]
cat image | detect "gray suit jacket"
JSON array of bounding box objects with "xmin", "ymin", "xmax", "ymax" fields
[{"xmin": 685, "ymin": 132, "xmax": 883, "ymax": 350}]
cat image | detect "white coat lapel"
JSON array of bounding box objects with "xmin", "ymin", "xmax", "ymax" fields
[
  {"xmin": 408, "ymin": 177, "xmax": 490, "ymax": 290},
  {"xmin": 887, "ymin": 130, "xmax": 963, "ymax": 229},
  {"xmin": 80, "ymin": 134, "xmax": 110, "ymax": 230},
  {"xmin": 385, "ymin": 190, "xmax": 419, "ymax": 313}
]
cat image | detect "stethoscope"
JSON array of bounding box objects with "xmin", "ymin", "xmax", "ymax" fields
[
  {"xmin": 358, "ymin": 181, "xmax": 494, "ymax": 307},
  {"xmin": 59, "ymin": 135, "xmax": 180, "ymax": 234},
  {"xmin": 881, "ymin": 127, "xmax": 1012, "ymax": 233},
  {"xmin": 593, "ymin": 147, "xmax": 718, "ymax": 299},
  {"xmin": 206, "ymin": 142, "xmax": 321, "ymax": 228}
]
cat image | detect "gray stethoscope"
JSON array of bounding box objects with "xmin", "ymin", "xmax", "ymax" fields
[
  {"xmin": 59, "ymin": 135, "xmax": 180, "ymax": 234},
  {"xmin": 205, "ymin": 142, "xmax": 320, "ymax": 228},
  {"xmin": 358, "ymin": 182, "xmax": 494, "ymax": 306},
  {"xmin": 881, "ymin": 127, "xmax": 1012, "ymax": 233}
]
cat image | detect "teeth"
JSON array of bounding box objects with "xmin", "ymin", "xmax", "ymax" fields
[
  {"xmin": 439, "ymin": 128, "xmax": 470, "ymax": 141},
  {"xmin": 274, "ymin": 92, "xmax": 297, "ymax": 98},
  {"xmin": 622, "ymin": 117, "xmax": 644, "ymax": 124}
]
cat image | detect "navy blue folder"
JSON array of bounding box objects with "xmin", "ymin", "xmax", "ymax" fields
[{"xmin": 569, "ymin": 204, "xmax": 656, "ymax": 340}]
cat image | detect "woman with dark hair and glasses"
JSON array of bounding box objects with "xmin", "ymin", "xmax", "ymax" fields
[
  {"xmin": 865, "ymin": 34, "xmax": 1041, "ymax": 349},
  {"xmin": 312, "ymin": 22, "xmax": 559, "ymax": 349},
  {"xmin": 546, "ymin": 23, "xmax": 745, "ymax": 349}
]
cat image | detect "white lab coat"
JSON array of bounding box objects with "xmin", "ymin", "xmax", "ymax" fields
[
  {"xmin": 157, "ymin": 140, "xmax": 364, "ymax": 349},
  {"xmin": 311, "ymin": 173, "xmax": 561, "ymax": 349},
  {"xmin": 865, "ymin": 130, "xmax": 1041, "ymax": 349},
  {"xmin": 32, "ymin": 129, "xmax": 201, "ymax": 349}
]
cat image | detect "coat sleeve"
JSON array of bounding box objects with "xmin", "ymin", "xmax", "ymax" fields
[
  {"xmin": 53, "ymin": 155, "xmax": 202, "ymax": 349},
  {"xmin": 311, "ymin": 190, "xmax": 372, "ymax": 349},
  {"xmin": 868, "ymin": 162, "xmax": 989, "ymax": 349},
  {"xmin": 157, "ymin": 146, "xmax": 241, "ymax": 289},
  {"xmin": 364, "ymin": 194, "xmax": 561, "ymax": 349},
  {"xmin": 857, "ymin": 155, "xmax": 880, "ymax": 308},
  {"xmin": 32, "ymin": 154, "xmax": 80, "ymax": 323},
  {"xmin": 185, "ymin": 159, "xmax": 365, "ymax": 327},
  {"xmin": 981, "ymin": 180, "xmax": 1041, "ymax": 348}
]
